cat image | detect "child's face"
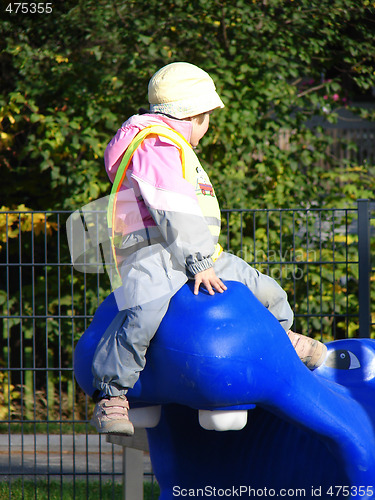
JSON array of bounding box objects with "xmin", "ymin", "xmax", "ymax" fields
[{"xmin": 189, "ymin": 113, "xmax": 210, "ymax": 148}]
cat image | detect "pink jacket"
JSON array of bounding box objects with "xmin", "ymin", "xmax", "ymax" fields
[{"xmin": 105, "ymin": 113, "xmax": 217, "ymax": 276}]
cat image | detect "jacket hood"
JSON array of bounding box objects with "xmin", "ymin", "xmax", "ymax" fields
[{"xmin": 104, "ymin": 114, "xmax": 193, "ymax": 182}]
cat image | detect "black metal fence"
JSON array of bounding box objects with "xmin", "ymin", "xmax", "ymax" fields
[{"xmin": 0, "ymin": 201, "xmax": 374, "ymax": 499}]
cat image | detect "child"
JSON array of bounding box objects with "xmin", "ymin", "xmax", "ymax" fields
[{"xmin": 91, "ymin": 62, "xmax": 327, "ymax": 435}]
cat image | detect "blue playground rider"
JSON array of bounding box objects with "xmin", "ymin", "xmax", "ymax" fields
[{"xmin": 90, "ymin": 62, "xmax": 327, "ymax": 436}]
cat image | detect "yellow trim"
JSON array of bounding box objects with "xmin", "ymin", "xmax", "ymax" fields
[
  {"xmin": 108, "ymin": 124, "xmax": 221, "ymax": 281},
  {"xmin": 211, "ymin": 243, "xmax": 223, "ymax": 262}
]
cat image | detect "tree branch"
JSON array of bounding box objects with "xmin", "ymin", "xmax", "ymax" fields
[{"xmin": 296, "ymin": 81, "xmax": 329, "ymax": 98}]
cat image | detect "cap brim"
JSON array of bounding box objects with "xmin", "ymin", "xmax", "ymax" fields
[{"xmin": 150, "ymin": 92, "xmax": 224, "ymax": 119}]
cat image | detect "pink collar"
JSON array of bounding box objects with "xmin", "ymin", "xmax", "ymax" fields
[{"xmin": 125, "ymin": 113, "xmax": 192, "ymax": 144}]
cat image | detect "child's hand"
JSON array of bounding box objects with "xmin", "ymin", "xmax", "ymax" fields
[{"xmin": 194, "ymin": 268, "xmax": 227, "ymax": 296}]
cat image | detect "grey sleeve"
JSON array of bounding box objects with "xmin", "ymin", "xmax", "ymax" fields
[{"xmin": 148, "ymin": 208, "xmax": 215, "ymax": 275}]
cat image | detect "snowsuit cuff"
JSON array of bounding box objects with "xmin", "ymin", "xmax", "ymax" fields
[{"xmin": 187, "ymin": 257, "xmax": 214, "ymax": 276}]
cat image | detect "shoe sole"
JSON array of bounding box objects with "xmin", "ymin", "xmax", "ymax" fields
[
  {"xmin": 288, "ymin": 331, "xmax": 328, "ymax": 370},
  {"xmin": 91, "ymin": 419, "xmax": 135, "ymax": 436},
  {"xmin": 308, "ymin": 343, "xmax": 328, "ymax": 370}
]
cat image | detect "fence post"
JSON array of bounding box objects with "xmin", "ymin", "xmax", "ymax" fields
[{"xmin": 357, "ymin": 199, "xmax": 371, "ymax": 338}]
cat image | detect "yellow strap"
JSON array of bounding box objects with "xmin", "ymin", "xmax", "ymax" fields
[
  {"xmin": 107, "ymin": 125, "xmax": 191, "ymax": 280},
  {"xmin": 108, "ymin": 124, "xmax": 191, "ymax": 234},
  {"xmin": 108, "ymin": 124, "xmax": 222, "ymax": 279},
  {"xmin": 211, "ymin": 243, "xmax": 223, "ymax": 262}
]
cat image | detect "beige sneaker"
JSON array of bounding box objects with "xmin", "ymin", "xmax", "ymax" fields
[
  {"xmin": 287, "ymin": 330, "xmax": 327, "ymax": 370},
  {"xmin": 91, "ymin": 395, "xmax": 134, "ymax": 435}
]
